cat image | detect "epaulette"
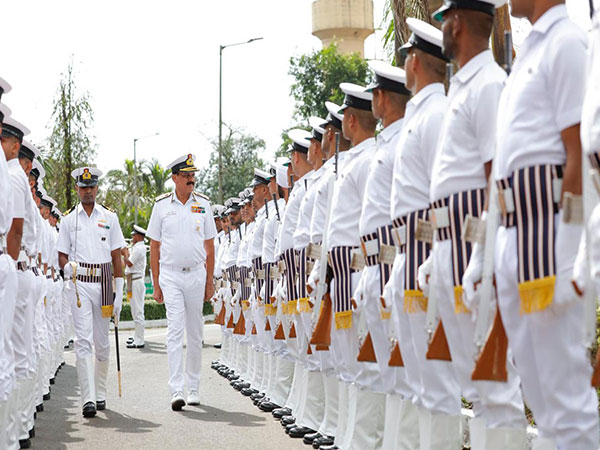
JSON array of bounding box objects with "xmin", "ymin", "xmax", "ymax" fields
[
  {"xmin": 155, "ymin": 192, "xmax": 172, "ymax": 202},
  {"xmin": 101, "ymin": 204, "xmax": 115, "ymax": 213},
  {"xmin": 194, "ymin": 191, "xmax": 209, "ymax": 201}
]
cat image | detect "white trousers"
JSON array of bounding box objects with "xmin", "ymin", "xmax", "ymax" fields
[
  {"xmin": 68, "ymin": 280, "xmax": 110, "ymax": 361},
  {"xmin": 159, "ymin": 265, "xmax": 206, "ymax": 394},
  {"xmin": 130, "ymin": 278, "xmax": 146, "ymax": 344},
  {"xmin": 0, "ymin": 255, "xmax": 17, "ymax": 402},
  {"xmin": 495, "ymin": 226, "xmax": 599, "ymax": 449},
  {"xmin": 432, "ymin": 240, "xmax": 526, "ymax": 429},
  {"xmin": 12, "ymin": 271, "xmax": 35, "ymax": 378}
]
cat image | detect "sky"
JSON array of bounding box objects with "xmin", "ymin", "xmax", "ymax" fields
[{"xmin": 1, "ymin": 0, "xmax": 592, "ymax": 182}]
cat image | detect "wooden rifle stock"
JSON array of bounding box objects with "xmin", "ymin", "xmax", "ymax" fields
[
  {"xmin": 251, "ymin": 323, "xmax": 257, "ymax": 335},
  {"xmin": 233, "ymin": 311, "xmax": 246, "ymax": 335},
  {"xmin": 215, "ymin": 301, "xmax": 226, "ymax": 325},
  {"xmin": 310, "ymin": 292, "xmax": 333, "ymax": 347},
  {"xmin": 426, "ymin": 320, "xmax": 452, "ymax": 361},
  {"xmin": 265, "ymin": 319, "xmax": 272, "ymax": 331},
  {"xmin": 471, "ymin": 304, "xmax": 508, "ymax": 382},
  {"xmin": 289, "ymin": 322, "xmax": 297, "ymax": 338},
  {"xmin": 226, "ymin": 312, "xmax": 235, "ymax": 329},
  {"xmin": 357, "ymin": 332, "xmax": 377, "ymax": 363},
  {"xmin": 389, "ymin": 341, "xmax": 404, "ymax": 367},
  {"xmin": 274, "ymin": 322, "xmax": 286, "ymax": 340},
  {"xmin": 592, "ymin": 352, "xmax": 600, "ymax": 387}
]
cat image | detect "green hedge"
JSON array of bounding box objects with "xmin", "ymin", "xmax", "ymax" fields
[{"xmin": 119, "ymin": 300, "xmax": 213, "ymax": 321}]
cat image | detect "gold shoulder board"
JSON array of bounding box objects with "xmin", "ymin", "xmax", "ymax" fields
[{"xmin": 155, "ymin": 192, "xmax": 172, "ymax": 202}]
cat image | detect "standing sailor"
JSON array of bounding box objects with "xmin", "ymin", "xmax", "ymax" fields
[
  {"xmin": 125, "ymin": 225, "xmax": 147, "ymax": 349},
  {"xmin": 146, "ymin": 154, "xmax": 216, "ymax": 411},
  {"xmin": 57, "ymin": 167, "xmax": 125, "ymax": 418}
]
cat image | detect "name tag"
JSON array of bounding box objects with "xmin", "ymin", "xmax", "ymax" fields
[{"xmin": 191, "ymin": 204, "xmax": 205, "ymax": 214}]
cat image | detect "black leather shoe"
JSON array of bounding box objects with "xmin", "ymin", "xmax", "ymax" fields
[
  {"xmin": 235, "ymin": 382, "xmax": 250, "ymax": 391},
  {"xmin": 227, "ymin": 374, "xmax": 239, "ymax": 381},
  {"xmin": 36, "ymin": 404, "xmax": 43, "ymax": 413},
  {"xmin": 289, "ymin": 426, "xmax": 315, "ymax": 438},
  {"xmin": 126, "ymin": 342, "xmax": 145, "ymax": 348},
  {"xmin": 318, "ymin": 444, "xmax": 338, "ymax": 450},
  {"xmin": 250, "ymin": 392, "xmax": 264, "ymax": 401},
  {"xmin": 96, "ymin": 400, "xmax": 106, "ymax": 411},
  {"xmin": 213, "ymin": 343, "xmax": 222, "ymax": 349},
  {"xmin": 241, "ymin": 387, "xmax": 258, "ymax": 396},
  {"xmin": 19, "ymin": 438, "xmax": 31, "ymax": 449},
  {"xmin": 281, "ymin": 415, "xmax": 296, "ymax": 426},
  {"xmin": 272, "ymin": 407, "xmax": 292, "ymax": 419},
  {"xmin": 49, "ymin": 377, "xmax": 55, "ymax": 385},
  {"xmin": 42, "ymin": 393, "xmax": 51, "ymax": 401},
  {"xmin": 82, "ymin": 401, "xmax": 97, "ymax": 418},
  {"xmin": 313, "ymin": 436, "xmax": 335, "ymax": 448},
  {"xmin": 303, "ymin": 431, "xmax": 321, "ymax": 444},
  {"xmin": 61, "ymin": 361, "xmax": 65, "ymax": 366},
  {"xmin": 258, "ymin": 401, "xmax": 280, "ymax": 412},
  {"xmin": 29, "ymin": 427, "xmax": 35, "ymax": 438},
  {"xmin": 285, "ymin": 422, "xmax": 297, "ymax": 434}
]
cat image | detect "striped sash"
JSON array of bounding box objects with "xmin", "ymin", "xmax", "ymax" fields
[
  {"xmin": 239, "ymin": 266, "xmax": 251, "ymax": 301},
  {"xmin": 329, "ymin": 246, "xmax": 356, "ymax": 329},
  {"xmin": 432, "ymin": 188, "xmax": 485, "ymax": 313},
  {"xmin": 399, "ymin": 208, "xmax": 431, "ymax": 313},
  {"xmin": 282, "ymin": 248, "xmax": 299, "ymax": 312},
  {"xmin": 296, "ymin": 247, "xmax": 311, "ymax": 313},
  {"xmin": 252, "ymin": 257, "xmax": 264, "ymax": 296},
  {"xmin": 376, "ymin": 224, "xmax": 395, "ymax": 295},
  {"xmin": 497, "ymin": 164, "xmax": 562, "ymax": 314},
  {"xmin": 76, "ymin": 261, "xmax": 114, "ymax": 317}
]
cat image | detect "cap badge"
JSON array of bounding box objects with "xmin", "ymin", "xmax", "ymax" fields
[
  {"xmin": 186, "ymin": 154, "xmax": 194, "ymax": 166},
  {"xmin": 82, "ymin": 168, "xmax": 92, "ymax": 180}
]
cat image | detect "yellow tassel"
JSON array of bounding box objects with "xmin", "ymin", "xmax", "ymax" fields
[
  {"xmin": 518, "ymin": 276, "xmax": 555, "ymax": 314},
  {"xmin": 242, "ymin": 300, "xmax": 250, "ymax": 311},
  {"xmin": 380, "ymin": 310, "xmax": 391, "ymax": 320},
  {"xmin": 44, "ymin": 297, "xmax": 47, "ymax": 307},
  {"xmin": 265, "ymin": 304, "xmax": 276, "ymax": 316},
  {"xmin": 403, "ymin": 290, "xmax": 428, "ymax": 313},
  {"xmin": 286, "ymin": 300, "xmax": 298, "ymax": 315},
  {"xmin": 298, "ymin": 297, "xmax": 313, "ymax": 313},
  {"xmin": 335, "ymin": 311, "xmax": 353, "ymax": 330},
  {"xmin": 454, "ymin": 286, "xmax": 470, "ymax": 314},
  {"xmin": 102, "ymin": 305, "xmax": 114, "ymax": 318}
]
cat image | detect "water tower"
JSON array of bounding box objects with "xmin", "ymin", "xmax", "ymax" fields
[{"xmin": 311, "ymin": 0, "xmax": 374, "ymax": 57}]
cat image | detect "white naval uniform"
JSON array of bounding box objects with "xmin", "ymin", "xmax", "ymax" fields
[
  {"xmin": 428, "ymin": 49, "xmax": 527, "ymax": 442},
  {"xmin": 126, "ymin": 240, "xmax": 147, "ymax": 346},
  {"xmin": 326, "ymin": 136, "xmax": 380, "ymax": 450},
  {"xmin": 146, "ymin": 192, "xmax": 216, "ymax": 395},
  {"xmin": 493, "ymin": 6, "xmax": 598, "ymax": 449},
  {"xmin": 389, "ymin": 82, "xmax": 462, "ymax": 449}
]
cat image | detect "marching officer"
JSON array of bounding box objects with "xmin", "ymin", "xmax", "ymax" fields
[
  {"xmin": 125, "ymin": 225, "xmax": 147, "ymax": 349},
  {"xmin": 146, "ymin": 154, "xmax": 217, "ymax": 411},
  {"xmin": 57, "ymin": 166, "xmax": 125, "ymax": 418}
]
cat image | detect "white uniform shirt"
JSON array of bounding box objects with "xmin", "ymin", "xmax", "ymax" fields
[
  {"xmin": 250, "ymin": 206, "xmax": 267, "ymax": 260},
  {"xmin": 146, "ymin": 192, "xmax": 216, "ymax": 268},
  {"xmin": 582, "ymin": 6, "xmax": 600, "ymax": 157},
  {"xmin": 310, "ymin": 154, "xmax": 348, "ymax": 244},
  {"xmin": 224, "ymin": 228, "xmax": 241, "ymax": 269},
  {"xmin": 494, "ymin": 4, "xmax": 587, "ymax": 180},
  {"xmin": 8, "ymin": 159, "xmax": 37, "ymax": 256},
  {"xmin": 391, "ymin": 83, "xmax": 447, "ymax": 219},
  {"xmin": 327, "ymin": 137, "xmax": 377, "ymax": 249},
  {"xmin": 0, "ymin": 151, "xmax": 13, "ymax": 237},
  {"xmin": 263, "ymin": 199, "xmax": 285, "ymax": 264},
  {"xmin": 294, "ymin": 166, "xmax": 326, "ymax": 250},
  {"xmin": 359, "ymin": 119, "xmax": 404, "ymax": 236},
  {"xmin": 277, "ymin": 172, "xmax": 311, "ymax": 255},
  {"xmin": 57, "ymin": 203, "xmax": 125, "ymax": 264},
  {"xmin": 237, "ymin": 222, "xmax": 254, "ymax": 268},
  {"xmin": 431, "ymin": 50, "xmax": 505, "ymax": 201},
  {"xmin": 125, "ymin": 241, "xmax": 147, "ymax": 276}
]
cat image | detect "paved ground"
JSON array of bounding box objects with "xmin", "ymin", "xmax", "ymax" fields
[{"xmin": 34, "ymin": 324, "xmax": 307, "ymax": 450}]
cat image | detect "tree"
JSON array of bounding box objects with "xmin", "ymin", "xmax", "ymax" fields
[
  {"xmin": 43, "ymin": 59, "xmax": 96, "ymax": 211},
  {"xmin": 196, "ymin": 124, "xmax": 265, "ymax": 203},
  {"xmin": 288, "ymin": 44, "xmax": 371, "ymax": 122}
]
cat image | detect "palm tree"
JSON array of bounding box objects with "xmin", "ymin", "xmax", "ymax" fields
[{"xmin": 144, "ymin": 159, "xmax": 171, "ymax": 199}]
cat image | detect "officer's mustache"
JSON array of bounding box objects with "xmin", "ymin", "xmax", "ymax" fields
[{"xmin": 186, "ymin": 180, "xmax": 195, "ymax": 186}]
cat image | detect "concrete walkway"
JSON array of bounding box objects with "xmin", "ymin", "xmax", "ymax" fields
[{"xmin": 34, "ymin": 324, "xmax": 307, "ymax": 450}]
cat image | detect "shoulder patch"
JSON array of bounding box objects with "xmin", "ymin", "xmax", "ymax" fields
[
  {"xmin": 193, "ymin": 191, "xmax": 210, "ymax": 201},
  {"xmin": 155, "ymin": 192, "xmax": 172, "ymax": 202},
  {"xmin": 101, "ymin": 204, "xmax": 115, "ymax": 213}
]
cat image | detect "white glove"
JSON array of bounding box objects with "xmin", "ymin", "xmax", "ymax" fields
[
  {"xmin": 307, "ymin": 259, "xmax": 320, "ymax": 295},
  {"xmin": 259, "ymin": 284, "xmax": 265, "ymax": 303},
  {"xmin": 63, "ymin": 261, "xmax": 76, "ymax": 279},
  {"xmin": 351, "ymin": 270, "xmax": 368, "ymax": 311},
  {"xmin": 462, "ymin": 242, "xmax": 484, "ymax": 311},
  {"xmin": 417, "ymin": 254, "xmax": 433, "ymax": 297},
  {"xmin": 114, "ymin": 277, "xmax": 124, "ymax": 319},
  {"xmin": 380, "ymin": 278, "xmax": 394, "ymax": 316},
  {"xmin": 553, "ymin": 212, "xmax": 584, "ymax": 312}
]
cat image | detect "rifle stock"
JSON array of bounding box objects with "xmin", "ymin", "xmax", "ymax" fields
[
  {"xmin": 233, "ymin": 311, "xmax": 246, "ymax": 335},
  {"xmin": 357, "ymin": 332, "xmax": 377, "ymax": 363},
  {"xmin": 310, "ymin": 292, "xmax": 333, "ymax": 347},
  {"xmin": 389, "ymin": 341, "xmax": 404, "ymax": 367},
  {"xmin": 472, "ymin": 304, "xmax": 508, "ymax": 382},
  {"xmin": 426, "ymin": 320, "xmax": 452, "ymax": 361}
]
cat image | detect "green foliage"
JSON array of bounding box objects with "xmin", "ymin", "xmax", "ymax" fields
[
  {"xmin": 196, "ymin": 124, "xmax": 266, "ymax": 203},
  {"xmin": 43, "ymin": 59, "xmax": 97, "ymax": 211},
  {"xmin": 288, "ymin": 44, "xmax": 371, "ymax": 122}
]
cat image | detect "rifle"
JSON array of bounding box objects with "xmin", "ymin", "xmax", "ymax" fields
[
  {"xmin": 310, "ymin": 132, "xmax": 339, "ymax": 346},
  {"xmin": 272, "ymin": 193, "xmax": 281, "ymax": 222},
  {"xmin": 471, "ymin": 31, "xmax": 513, "ymax": 381},
  {"xmin": 264, "ymin": 198, "xmax": 269, "ymax": 220}
]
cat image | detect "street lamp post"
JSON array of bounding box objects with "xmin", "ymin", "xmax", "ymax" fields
[
  {"xmin": 133, "ymin": 132, "xmax": 160, "ymax": 224},
  {"xmin": 218, "ymin": 37, "xmax": 263, "ymax": 204}
]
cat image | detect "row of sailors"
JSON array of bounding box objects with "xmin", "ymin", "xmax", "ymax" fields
[
  {"xmin": 210, "ymin": 4, "xmax": 600, "ymax": 450},
  {"xmin": 0, "ymin": 77, "xmax": 73, "ymax": 449}
]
